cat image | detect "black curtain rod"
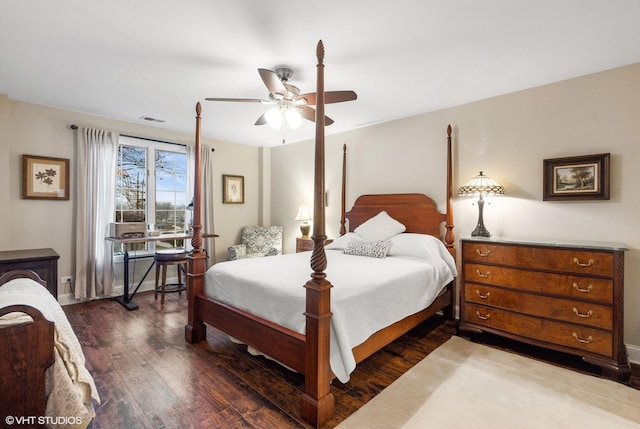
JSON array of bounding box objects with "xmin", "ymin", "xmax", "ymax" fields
[
  {"xmin": 69, "ymin": 124, "xmax": 214, "ymax": 151},
  {"xmin": 69, "ymin": 124, "xmax": 183, "ymax": 146},
  {"xmin": 121, "ymin": 133, "xmax": 186, "ymax": 147}
]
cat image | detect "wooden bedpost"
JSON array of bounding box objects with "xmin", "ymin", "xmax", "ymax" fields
[
  {"xmin": 339, "ymin": 144, "xmax": 347, "ymax": 236},
  {"xmin": 301, "ymin": 40, "xmax": 335, "ymax": 428},
  {"xmin": 185, "ymin": 102, "xmax": 207, "ymax": 343},
  {"xmin": 444, "ymin": 124, "xmax": 455, "ymax": 257}
]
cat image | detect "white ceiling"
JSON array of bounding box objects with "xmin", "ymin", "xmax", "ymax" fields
[{"xmin": 2, "ymin": 1, "xmax": 640, "ymax": 147}]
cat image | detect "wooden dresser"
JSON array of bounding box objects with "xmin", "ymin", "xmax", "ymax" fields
[
  {"xmin": 0, "ymin": 248, "xmax": 59, "ymax": 298},
  {"xmin": 459, "ymin": 237, "xmax": 629, "ymax": 381}
]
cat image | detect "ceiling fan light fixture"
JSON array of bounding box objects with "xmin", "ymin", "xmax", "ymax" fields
[
  {"xmin": 285, "ymin": 108, "xmax": 303, "ymax": 129},
  {"xmin": 265, "ymin": 106, "xmax": 283, "ymax": 129},
  {"xmin": 206, "ymin": 66, "xmax": 356, "ymax": 131}
]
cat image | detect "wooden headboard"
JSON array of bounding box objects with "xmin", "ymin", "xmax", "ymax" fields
[
  {"xmin": 339, "ymin": 125, "xmax": 455, "ymax": 255},
  {"xmin": 344, "ymin": 193, "xmax": 446, "ymax": 236}
]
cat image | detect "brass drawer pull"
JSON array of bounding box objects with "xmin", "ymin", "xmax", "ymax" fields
[
  {"xmin": 476, "ymin": 249, "xmax": 491, "ymax": 257},
  {"xmin": 572, "ymin": 282, "xmax": 593, "ymax": 293},
  {"xmin": 475, "ymin": 311, "xmax": 490, "ymax": 320},
  {"xmin": 475, "ymin": 269, "xmax": 490, "ymax": 278},
  {"xmin": 572, "ymin": 307, "xmax": 593, "ymax": 318},
  {"xmin": 573, "ymin": 257, "xmax": 595, "ymax": 267},
  {"xmin": 572, "ymin": 332, "xmax": 593, "ymax": 344},
  {"xmin": 475, "ymin": 290, "xmax": 491, "ymax": 299}
]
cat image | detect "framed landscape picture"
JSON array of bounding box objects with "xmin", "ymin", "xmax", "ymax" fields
[
  {"xmin": 22, "ymin": 154, "xmax": 70, "ymax": 200},
  {"xmin": 543, "ymin": 153, "xmax": 610, "ymax": 201},
  {"xmin": 223, "ymin": 174, "xmax": 244, "ymax": 204}
]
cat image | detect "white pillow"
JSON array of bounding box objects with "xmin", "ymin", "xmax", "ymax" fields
[
  {"xmin": 344, "ymin": 239, "xmax": 391, "ymax": 258},
  {"xmin": 325, "ymin": 232, "xmax": 361, "ymax": 250},
  {"xmin": 354, "ymin": 211, "xmax": 406, "ymax": 241},
  {"xmin": 386, "ymin": 233, "xmax": 439, "ymax": 259}
]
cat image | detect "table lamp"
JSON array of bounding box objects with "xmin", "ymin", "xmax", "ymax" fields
[
  {"xmin": 458, "ymin": 171, "xmax": 505, "ymax": 237},
  {"xmin": 295, "ymin": 205, "xmax": 313, "ymax": 238}
]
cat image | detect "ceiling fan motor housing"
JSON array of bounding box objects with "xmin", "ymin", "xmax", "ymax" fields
[{"xmin": 275, "ymin": 67, "xmax": 294, "ymax": 82}]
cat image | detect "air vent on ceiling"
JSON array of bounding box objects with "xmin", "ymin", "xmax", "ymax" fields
[{"xmin": 139, "ymin": 116, "xmax": 166, "ymax": 123}]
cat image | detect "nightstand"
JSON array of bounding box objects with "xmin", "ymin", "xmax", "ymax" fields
[
  {"xmin": 296, "ymin": 237, "xmax": 333, "ymax": 253},
  {"xmin": 0, "ymin": 248, "xmax": 59, "ymax": 298}
]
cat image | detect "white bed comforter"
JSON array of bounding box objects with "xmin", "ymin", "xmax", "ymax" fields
[
  {"xmin": 206, "ymin": 233, "xmax": 457, "ymax": 382},
  {"xmin": 0, "ymin": 278, "xmax": 100, "ymax": 429}
]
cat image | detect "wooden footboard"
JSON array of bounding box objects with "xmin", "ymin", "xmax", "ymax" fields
[
  {"xmin": 196, "ymin": 292, "xmax": 306, "ymax": 373},
  {"xmin": 192, "ymin": 280, "xmax": 453, "ymax": 376},
  {"xmin": 0, "ymin": 270, "xmax": 55, "ymax": 420}
]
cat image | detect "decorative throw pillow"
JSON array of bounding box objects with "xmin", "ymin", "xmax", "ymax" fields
[
  {"xmin": 344, "ymin": 239, "xmax": 391, "ymax": 258},
  {"xmin": 354, "ymin": 211, "xmax": 406, "ymax": 241}
]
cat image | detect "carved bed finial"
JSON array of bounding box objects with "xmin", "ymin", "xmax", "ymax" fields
[{"xmin": 316, "ymin": 40, "xmax": 325, "ymax": 64}]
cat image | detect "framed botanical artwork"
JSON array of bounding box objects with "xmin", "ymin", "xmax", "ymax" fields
[
  {"xmin": 543, "ymin": 153, "xmax": 610, "ymax": 201},
  {"xmin": 223, "ymin": 174, "xmax": 244, "ymax": 204},
  {"xmin": 22, "ymin": 154, "xmax": 70, "ymax": 200}
]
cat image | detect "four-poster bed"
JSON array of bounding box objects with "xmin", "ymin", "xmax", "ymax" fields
[{"xmin": 185, "ymin": 40, "xmax": 456, "ymax": 427}]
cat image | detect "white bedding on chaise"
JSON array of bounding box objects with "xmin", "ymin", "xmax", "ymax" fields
[
  {"xmin": 0, "ymin": 278, "xmax": 100, "ymax": 428},
  {"xmin": 205, "ymin": 233, "xmax": 457, "ymax": 382}
]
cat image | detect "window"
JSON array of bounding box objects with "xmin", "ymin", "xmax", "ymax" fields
[{"xmin": 115, "ymin": 136, "xmax": 188, "ymax": 253}]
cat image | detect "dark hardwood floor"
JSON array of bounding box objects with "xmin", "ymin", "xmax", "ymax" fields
[{"xmin": 63, "ymin": 291, "xmax": 640, "ymax": 429}]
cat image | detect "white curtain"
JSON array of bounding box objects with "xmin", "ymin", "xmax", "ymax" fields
[
  {"xmin": 187, "ymin": 143, "xmax": 216, "ymax": 266},
  {"xmin": 74, "ymin": 127, "xmax": 118, "ymax": 300}
]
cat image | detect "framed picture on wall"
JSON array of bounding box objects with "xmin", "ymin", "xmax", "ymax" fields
[
  {"xmin": 543, "ymin": 153, "xmax": 610, "ymax": 201},
  {"xmin": 223, "ymin": 174, "xmax": 244, "ymax": 204},
  {"xmin": 22, "ymin": 154, "xmax": 70, "ymax": 200}
]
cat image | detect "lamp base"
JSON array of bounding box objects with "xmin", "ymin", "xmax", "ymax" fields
[
  {"xmin": 471, "ymin": 225, "xmax": 491, "ymax": 237},
  {"xmin": 300, "ymin": 223, "xmax": 310, "ymax": 239},
  {"xmin": 471, "ymin": 195, "xmax": 491, "ymax": 237}
]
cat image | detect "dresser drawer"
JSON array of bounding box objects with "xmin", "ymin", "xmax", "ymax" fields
[
  {"xmin": 464, "ymin": 242, "xmax": 613, "ymax": 277},
  {"xmin": 464, "ymin": 263, "xmax": 614, "ymax": 303},
  {"xmin": 463, "ymin": 243, "xmax": 517, "ymax": 265},
  {"xmin": 464, "ymin": 284, "xmax": 613, "ymax": 330},
  {"xmin": 516, "ymin": 247, "xmax": 614, "ymax": 277},
  {"xmin": 464, "ymin": 303, "xmax": 613, "ymax": 357}
]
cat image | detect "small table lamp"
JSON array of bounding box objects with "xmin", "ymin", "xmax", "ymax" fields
[
  {"xmin": 295, "ymin": 205, "xmax": 313, "ymax": 238},
  {"xmin": 458, "ymin": 171, "xmax": 505, "ymax": 237}
]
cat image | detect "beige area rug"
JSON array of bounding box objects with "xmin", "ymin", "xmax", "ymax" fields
[{"xmin": 337, "ymin": 336, "xmax": 640, "ymax": 429}]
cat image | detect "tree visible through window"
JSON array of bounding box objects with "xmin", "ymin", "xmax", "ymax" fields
[
  {"xmin": 115, "ymin": 137, "xmax": 187, "ymax": 253},
  {"xmin": 116, "ymin": 145, "xmax": 147, "ymax": 223}
]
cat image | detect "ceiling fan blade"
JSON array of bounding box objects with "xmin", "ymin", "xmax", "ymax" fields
[
  {"xmin": 297, "ymin": 90, "xmax": 357, "ymax": 105},
  {"xmin": 205, "ymin": 97, "xmax": 267, "ymax": 103},
  {"xmin": 255, "ymin": 112, "xmax": 268, "ymax": 126},
  {"xmin": 299, "ymin": 106, "xmax": 334, "ymax": 125},
  {"xmin": 258, "ymin": 68, "xmax": 287, "ymax": 96}
]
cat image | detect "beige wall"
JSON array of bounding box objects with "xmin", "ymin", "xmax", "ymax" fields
[
  {"xmin": 2, "ymin": 62, "xmax": 639, "ymax": 360},
  {"xmin": 270, "ymin": 62, "xmax": 640, "ymax": 360},
  {"xmin": 1, "ymin": 98, "xmax": 264, "ymax": 299}
]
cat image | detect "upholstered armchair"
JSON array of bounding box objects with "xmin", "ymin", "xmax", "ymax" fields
[{"xmin": 227, "ymin": 226, "xmax": 283, "ymax": 261}]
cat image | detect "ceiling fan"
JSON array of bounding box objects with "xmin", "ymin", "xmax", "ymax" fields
[{"xmin": 205, "ymin": 67, "xmax": 357, "ymax": 129}]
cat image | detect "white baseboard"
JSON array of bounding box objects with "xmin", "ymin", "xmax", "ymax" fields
[
  {"xmin": 58, "ymin": 276, "xmax": 164, "ymax": 307},
  {"xmin": 626, "ymin": 343, "xmax": 640, "ymax": 366}
]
